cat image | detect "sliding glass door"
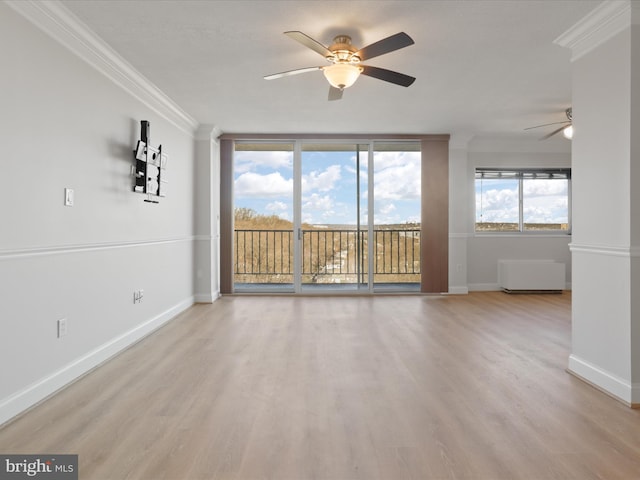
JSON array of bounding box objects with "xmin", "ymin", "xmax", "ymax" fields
[
  {"xmin": 372, "ymin": 143, "xmax": 421, "ymax": 291},
  {"xmin": 233, "ymin": 140, "xmax": 421, "ymax": 293},
  {"xmin": 233, "ymin": 143, "xmax": 295, "ymax": 292},
  {"xmin": 300, "ymin": 143, "xmax": 369, "ymax": 291}
]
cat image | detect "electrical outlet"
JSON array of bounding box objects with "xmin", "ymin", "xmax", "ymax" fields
[{"xmin": 57, "ymin": 318, "xmax": 67, "ymax": 338}]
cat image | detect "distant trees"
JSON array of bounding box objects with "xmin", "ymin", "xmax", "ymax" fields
[
  {"xmin": 234, "ymin": 207, "xmax": 258, "ymax": 222},
  {"xmin": 234, "ymin": 208, "xmax": 293, "ymax": 230}
]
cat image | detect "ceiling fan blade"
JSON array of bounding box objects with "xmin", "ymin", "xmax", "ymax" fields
[
  {"xmin": 355, "ymin": 32, "xmax": 414, "ymax": 61},
  {"xmin": 540, "ymin": 125, "xmax": 568, "ymax": 140},
  {"xmin": 361, "ymin": 65, "xmax": 416, "ymax": 87},
  {"xmin": 284, "ymin": 31, "xmax": 332, "ymax": 58},
  {"xmin": 328, "ymin": 86, "xmax": 343, "ymax": 101},
  {"xmin": 264, "ymin": 66, "xmax": 323, "ymax": 80},
  {"xmin": 524, "ymin": 120, "xmax": 571, "ymax": 131}
]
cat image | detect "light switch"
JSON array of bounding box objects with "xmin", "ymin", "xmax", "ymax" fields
[{"xmin": 64, "ymin": 188, "xmax": 74, "ymax": 206}]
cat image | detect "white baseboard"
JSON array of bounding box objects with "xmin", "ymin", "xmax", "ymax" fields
[
  {"xmin": 194, "ymin": 291, "xmax": 220, "ymax": 303},
  {"xmin": 0, "ymin": 297, "xmax": 195, "ymax": 427},
  {"xmin": 568, "ymin": 354, "xmax": 638, "ymax": 405},
  {"xmin": 468, "ymin": 283, "xmax": 500, "ymax": 292},
  {"xmin": 447, "ymin": 286, "xmax": 469, "ymax": 294}
]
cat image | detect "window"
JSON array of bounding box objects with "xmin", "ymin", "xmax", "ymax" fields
[{"xmin": 475, "ymin": 168, "xmax": 571, "ymax": 233}]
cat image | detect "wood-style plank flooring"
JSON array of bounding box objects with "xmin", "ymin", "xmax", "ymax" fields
[{"xmin": 2, "ymin": 292, "xmax": 640, "ymax": 479}]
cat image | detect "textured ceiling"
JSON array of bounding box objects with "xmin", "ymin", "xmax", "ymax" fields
[{"xmin": 60, "ymin": 0, "xmax": 599, "ymax": 141}]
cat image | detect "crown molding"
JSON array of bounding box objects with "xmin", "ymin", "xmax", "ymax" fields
[
  {"xmin": 554, "ymin": 0, "xmax": 632, "ymax": 62},
  {"xmin": 195, "ymin": 124, "xmax": 223, "ymax": 142},
  {"xmin": 5, "ymin": 0, "xmax": 198, "ymax": 136}
]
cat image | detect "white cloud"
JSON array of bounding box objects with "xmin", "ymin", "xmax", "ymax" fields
[
  {"xmin": 303, "ymin": 193, "xmax": 334, "ymax": 211},
  {"xmin": 554, "ymin": 196, "xmax": 568, "ymax": 209},
  {"xmin": 374, "ymin": 162, "xmax": 420, "ymax": 200},
  {"xmin": 371, "ymin": 151, "xmax": 421, "ymax": 201},
  {"xmin": 302, "ymin": 165, "xmax": 341, "ymax": 192},
  {"xmin": 302, "ymin": 194, "xmax": 341, "ymax": 223},
  {"xmin": 524, "ymin": 194, "xmax": 568, "ymax": 223},
  {"xmin": 380, "ymin": 203, "xmax": 396, "ymax": 215},
  {"xmin": 477, "ymin": 183, "xmax": 569, "ymax": 224},
  {"xmin": 234, "ymin": 150, "xmax": 292, "ymax": 174},
  {"xmin": 523, "ymin": 179, "xmax": 568, "ymax": 197},
  {"xmin": 477, "ymin": 188, "xmax": 518, "ymax": 209},
  {"xmin": 476, "ymin": 188, "xmax": 519, "ymax": 222},
  {"xmin": 523, "ymin": 206, "xmax": 567, "ymax": 224},
  {"xmin": 265, "ymin": 201, "xmax": 289, "ymax": 212},
  {"xmin": 374, "ymin": 209, "xmax": 397, "ymax": 225},
  {"xmin": 523, "ymin": 206, "xmax": 551, "ymax": 223},
  {"xmin": 235, "ymin": 172, "xmax": 292, "ymax": 198},
  {"xmin": 344, "ymin": 165, "xmax": 357, "ymax": 176},
  {"xmin": 375, "ymin": 151, "xmax": 420, "ymax": 169}
]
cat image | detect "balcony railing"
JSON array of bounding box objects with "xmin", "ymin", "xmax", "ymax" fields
[{"xmin": 234, "ymin": 228, "xmax": 420, "ymax": 284}]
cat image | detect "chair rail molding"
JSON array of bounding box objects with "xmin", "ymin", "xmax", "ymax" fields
[
  {"xmin": 569, "ymin": 242, "xmax": 640, "ymax": 258},
  {"xmin": 0, "ymin": 236, "xmax": 195, "ymax": 261}
]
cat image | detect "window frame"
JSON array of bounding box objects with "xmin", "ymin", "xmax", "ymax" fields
[
  {"xmin": 220, "ymin": 134, "xmax": 450, "ymax": 294},
  {"xmin": 474, "ymin": 167, "xmax": 572, "ymax": 235}
]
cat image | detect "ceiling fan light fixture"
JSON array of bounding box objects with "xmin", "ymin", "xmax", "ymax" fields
[
  {"xmin": 563, "ymin": 125, "xmax": 573, "ymax": 139},
  {"xmin": 323, "ymin": 63, "xmax": 363, "ymax": 90}
]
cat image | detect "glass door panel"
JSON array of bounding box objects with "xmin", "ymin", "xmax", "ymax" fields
[
  {"xmin": 233, "ymin": 143, "xmax": 294, "ymax": 292},
  {"xmin": 373, "ymin": 142, "xmax": 421, "ymax": 291},
  {"xmin": 300, "ymin": 143, "xmax": 369, "ymax": 292}
]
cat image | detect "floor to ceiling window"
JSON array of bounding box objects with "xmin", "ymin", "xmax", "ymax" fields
[
  {"xmin": 233, "ymin": 143, "xmax": 294, "ymax": 291},
  {"xmin": 373, "ymin": 142, "xmax": 421, "ymax": 289},
  {"xmin": 220, "ymin": 135, "xmax": 449, "ymax": 294},
  {"xmin": 299, "ymin": 143, "xmax": 369, "ymax": 291}
]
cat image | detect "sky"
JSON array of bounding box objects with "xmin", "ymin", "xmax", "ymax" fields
[
  {"xmin": 234, "ymin": 147, "xmax": 421, "ymax": 226},
  {"xmin": 475, "ymin": 178, "xmax": 569, "ymax": 224},
  {"xmin": 234, "ymin": 148, "xmax": 569, "ymax": 227}
]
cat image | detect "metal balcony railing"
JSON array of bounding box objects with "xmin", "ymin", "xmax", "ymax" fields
[{"xmin": 234, "ymin": 228, "xmax": 420, "ymax": 283}]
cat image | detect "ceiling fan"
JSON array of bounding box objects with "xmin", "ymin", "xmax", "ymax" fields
[
  {"xmin": 264, "ymin": 31, "xmax": 416, "ymax": 100},
  {"xmin": 525, "ymin": 107, "xmax": 573, "ymax": 140}
]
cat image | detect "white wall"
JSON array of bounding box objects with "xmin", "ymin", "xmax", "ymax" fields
[
  {"xmin": 0, "ymin": 3, "xmax": 197, "ymax": 424},
  {"xmin": 449, "ymin": 137, "xmax": 572, "ymax": 292},
  {"xmin": 567, "ymin": 15, "xmax": 640, "ymax": 403},
  {"xmin": 631, "ymin": 22, "xmax": 640, "ymax": 388}
]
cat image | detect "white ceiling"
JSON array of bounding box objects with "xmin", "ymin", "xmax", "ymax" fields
[{"xmin": 60, "ymin": 0, "xmax": 600, "ymax": 141}]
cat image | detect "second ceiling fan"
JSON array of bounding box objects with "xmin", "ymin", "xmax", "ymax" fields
[
  {"xmin": 525, "ymin": 107, "xmax": 573, "ymax": 140},
  {"xmin": 265, "ymin": 30, "xmax": 416, "ymax": 100}
]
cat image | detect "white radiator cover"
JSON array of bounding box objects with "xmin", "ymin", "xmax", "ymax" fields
[{"xmin": 498, "ymin": 260, "xmax": 565, "ymax": 292}]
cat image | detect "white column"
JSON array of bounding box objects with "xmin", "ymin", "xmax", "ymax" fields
[
  {"xmin": 555, "ymin": 0, "xmax": 640, "ymax": 405},
  {"xmin": 194, "ymin": 124, "xmax": 221, "ymax": 302},
  {"xmin": 448, "ymin": 134, "xmax": 472, "ymax": 294}
]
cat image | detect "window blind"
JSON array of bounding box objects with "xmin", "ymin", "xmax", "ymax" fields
[{"xmin": 475, "ymin": 168, "xmax": 570, "ymax": 180}]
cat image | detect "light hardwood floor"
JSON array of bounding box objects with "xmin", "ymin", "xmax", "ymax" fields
[{"xmin": 2, "ymin": 292, "xmax": 640, "ymax": 479}]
